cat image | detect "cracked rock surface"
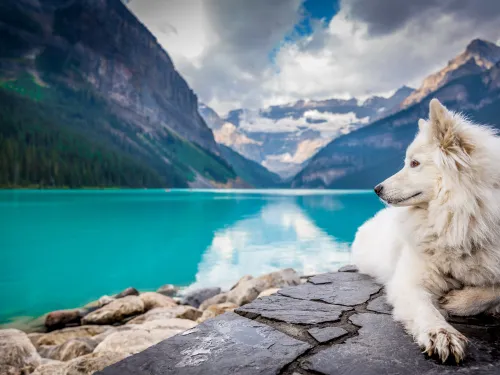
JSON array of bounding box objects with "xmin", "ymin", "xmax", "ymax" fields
[{"xmin": 97, "ymin": 267, "xmax": 500, "ymax": 375}]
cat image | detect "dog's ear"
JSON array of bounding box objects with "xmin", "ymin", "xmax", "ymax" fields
[{"xmin": 428, "ymin": 98, "xmax": 475, "ymax": 167}]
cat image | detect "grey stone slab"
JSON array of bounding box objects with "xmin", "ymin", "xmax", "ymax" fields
[
  {"xmin": 366, "ymin": 295, "xmax": 392, "ymax": 314},
  {"xmin": 236, "ymin": 295, "xmax": 352, "ymax": 324},
  {"xmin": 338, "ymin": 265, "xmax": 359, "ymax": 273},
  {"xmin": 307, "ymin": 327, "xmax": 348, "ymax": 343},
  {"xmin": 97, "ymin": 312, "xmax": 312, "ymax": 375},
  {"xmin": 308, "ymin": 271, "xmax": 371, "ymax": 285},
  {"xmin": 303, "ymin": 313, "xmax": 500, "ymax": 375},
  {"xmin": 279, "ymin": 273, "xmax": 382, "ymax": 306}
]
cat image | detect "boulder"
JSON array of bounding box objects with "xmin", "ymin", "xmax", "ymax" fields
[
  {"xmin": 81, "ymin": 296, "xmax": 144, "ymax": 325},
  {"xmin": 0, "ymin": 365, "xmax": 23, "ymax": 375},
  {"xmin": 36, "ymin": 325, "xmax": 112, "ymax": 346},
  {"xmin": 180, "ymin": 287, "xmax": 221, "ymax": 308},
  {"xmin": 156, "ymin": 284, "xmax": 179, "ymax": 297},
  {"xmin": 230, "ymin": 275, "xmax": 253, "ymax": 290},
  {"xmin": 226, "ymin": 268, "xmax": 300, "ymax": 306},
  {"xmin": 131, "ymin": 318, "xmax": 197, "ymax": 331},
  {"xmin": 94, "ymin": 329, "xmax": 182, "ymax": 356},
  {"xmin": 196, "ymin": 302, "xmax": 238, "ymax": 323},
  {"xmin": 38, "ymin": 338, "xmax": 97, "ymax": 361},
  {"xmin": 257, "ymin": 288, "xmax": 280, "ymax": 298},
  {"xmin": 32, "ymin": 351, "xmax": 128, "ymax": 375},
  {"xmin": 199, "ymin": 292, "xmax": 229, "ymax": 311},
  {"xmin": 114, "ymin": 287, "xmax": 139, "ymax": 299},
  {"xmin": 27, "ymin": 333, "xmax": 44, "ymax": 348},
  {"xmin": 0, "ymin": 329, "xmax": 41, "ymax": 371},
  {"xmin": 97, "ymin": 296, "xmax": 116, "ymax": 307},
  {"xmin": 128, "ymin": 306, "xmax": 202, "ymax": 324},
  {"xmin": 45, "ymin": 309, "xmax": 82, "ymax": 330},
  {"xmin": 32, "ymin": 361, "xmax": 66, "ymax": 375},
  {"xmin": 139, "ymin": 292, "xmax": 177, "ymax": 311}
]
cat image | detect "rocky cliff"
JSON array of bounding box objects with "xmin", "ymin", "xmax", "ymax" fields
[{"xmin": 0, "ymin": 0, "xmax": 243, "ymax": 188}]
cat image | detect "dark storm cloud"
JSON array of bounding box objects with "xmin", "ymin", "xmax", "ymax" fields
[{"xmin": 345, "ymin": 0, "xmax": 500, "ymax": 35}]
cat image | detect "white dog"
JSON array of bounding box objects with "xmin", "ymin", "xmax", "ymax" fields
[{"xmin": 352, "ymin": 98, "xmax": 500, "ymax": 363}]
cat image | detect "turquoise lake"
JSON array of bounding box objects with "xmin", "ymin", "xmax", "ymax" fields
[{"xmin": 0, "ymin": 189, "xmax": 384, "ymax": 325}]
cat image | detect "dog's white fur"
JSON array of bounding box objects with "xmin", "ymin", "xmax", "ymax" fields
[{"xmin": 352, "ymin": 99, "xmax": 500, "ymax": 363}]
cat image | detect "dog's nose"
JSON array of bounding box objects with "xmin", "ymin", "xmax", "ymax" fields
[{"xmin": 374, "ymin": 184, "xmax": 383, "ymax": 196}]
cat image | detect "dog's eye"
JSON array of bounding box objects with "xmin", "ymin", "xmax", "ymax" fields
[{"xmin": 410, "ymin": 160, "xmax": 420, "ymax": 168}]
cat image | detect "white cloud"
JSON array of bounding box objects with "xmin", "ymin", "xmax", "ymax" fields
[{"xmin": 129, "ymin": 0, "xmax": 500, "ymax": 115}]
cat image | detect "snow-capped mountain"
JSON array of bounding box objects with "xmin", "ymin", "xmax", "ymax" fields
[{"xmin": 200, "ymin": 86, "xmax": 414, "ymax": 178}]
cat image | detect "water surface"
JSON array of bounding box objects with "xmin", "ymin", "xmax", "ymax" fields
[{"xmin": 0, "ymin": 189, "xmax": 383, "ymax": 324}]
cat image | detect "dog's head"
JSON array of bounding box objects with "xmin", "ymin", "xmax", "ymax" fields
[{"xmin": 375, "ymin": 98, "xmax": 480, "ymax": 207}]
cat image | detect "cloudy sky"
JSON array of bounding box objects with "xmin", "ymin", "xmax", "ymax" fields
[{"xmin": 128, "ymin": 0, "xmax": 500, "ymax": 115}]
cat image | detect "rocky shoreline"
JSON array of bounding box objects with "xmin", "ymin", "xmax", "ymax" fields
[{"xmin": 0, "ymin": 268, "xmax": 304, "ymax": 375}]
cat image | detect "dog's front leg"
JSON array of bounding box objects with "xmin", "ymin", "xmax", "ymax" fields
[{"xmin": 386, "ymin": 248, "xmax": 468, "ymax": 363}]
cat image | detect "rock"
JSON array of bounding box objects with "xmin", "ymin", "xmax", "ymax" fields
[
  {"xmin": 36, "ymin": 325, "xmax": 111, "ymax": 346},
  {"xmin": 114, "ymin": 287, "xmax": 139, "ymax": 299},
  {"xmin": 98, "ymin": 296, "xmax": 116, "ymax": 307},
  {"xmin": 81, "ymin": 296, "xmax": 144, "ymax": 325},
  {"xmin": 98, "ymin": 312, "xmax": 312, "ymax": 375},
  {"xmin": 0, "ymin": 365, "xmax": 23, "ymax": 375},
  {"xmin": 127, "ymin": 306, "xmax": 202, "ymax": 324},
  {"xmin": 32, "ymin": 361, "xmax": 66, "ymax": 375},
  {"xmin": 367, "ymin": 295, "xmax": 392, "ymax": 314},
  {"xmin": 236, "ymin": 295, "xmax": 351, "ymax": 324},
  {"xmin": 71, "ymin": 351, "xmax": 129, "ymax": 375},
  {"xmin": 257, "ymin": 288, "xmax": 280, "ymax": 298},
  {"xmin": 94, "ymin": 329, "xmax": 182, "ymax": 356},
  {"xmin": 0, "ymin": 329, "xmax": 41, "ymax": 371},
  {"xmin": 132, "ymin": 318, "xmax": 197, "ymax": 331},
  {"xmin": 280, "ymin": 272, "xmax": 382, "ymax": 306},
  {"xmin": 226, "ymin": 268, "xmax": 301, "ymax": 306},
  {"xmin": 180, "ymin": 287, "xmax": 222, "ymax": 308},
  {"xmin": 198, "ymin": 293, "xmax": 229, "ymax": 311},
  {"xmin": 196, "ymin": 303, "xmax": 238, "ymax": 323},
  {"xmin": 156, "ymin": 284, "xmax": 179, "ymax": 298},
  {"xmin": 307, "ymin": 327, "xmax": 348, "ymax": 343},
  {"xmin": 45, "ymin": 309, "xmax": 82, "ymax": 330},
  {"xmin": 338, "ymin": 264, "xmax": 359, "ymax": 272},
  {"xmin": 139, "ymin": 292, "xmax": 177, "ymax": 311},
  {"xmin": 230, "ymin": 275, "xmax": 253, "ymax": 290},
  {"xmin": 28, "ymin": 333, "xmax": 44, "ymax": 348},
  {"xmin": 38, "ymin": 338, "xmax": 97, "ymax": 361}
]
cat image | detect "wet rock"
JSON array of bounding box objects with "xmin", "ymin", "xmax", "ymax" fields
[
  {"xmin": 156, "ymin": 284, "xmax": 179, "ymax": 298},
  {"xmin": 0, "ymin": 329, "xmax": 41, "ymax": 371},
  {"xmin": 227, "ymin": 268, "xmax": 301, "ymax": 306},
  {"xmin": 236, "ymin": 295, "xmax": 351, "ymax": 324},
  {"xmin": 338, "ymin": 264, "xmax": 359, "ymax": 273},
  {"xmin": 307, "ymin": 327, "xmax": 348, "ymax": 343},
  {"xmin": 45, "ymin": 309, "xmax": 82, "ymax": 330},
  {"xmin": 181, "ymin": 287, "xmax": 222, "ymax": 308},
  {"xmin": 367, "ymin": 295, "xmax": 392, "ymax": 314},
  {"xmin": 98, "ymin": 312, "xmax": 311, "ymax": 375},
  {"xmin": 94, "ymin": 328, "xmax": 183, "ymax": 356},
  {"xmin": 280, "ymin": 272, "xmax": 381, "ymax": 306},
  {"xmin": 257, "ymin": 288, "xmax": 280, "ymax": 298},
  {"xmin": 36, "ymin": 325, "xmax": 111, "ymax": 346},
  {"xmin": 198, "ymin": 293, "xmax": 229, "ymax": 311},
  {"xmin": 82, "ymin": 296, "xmax": 144, "ymax": 325},
  {"xmin": 196, "ymin": 303, "xmax": 238, "ymax": 323},
  {"xmin": 127, "ymin": 306, "xmax": 202, "ymax": 324},
  {"xmin": 139, "ymin": 292, "xmax": 177, "ymax": 311},
  {"xmin": 39, "ymin": 338, "xmax": 97, "ymax": 361},
  {"xmin": 114, "ymin": 287, "xmax": 139, "ymax": 299}
]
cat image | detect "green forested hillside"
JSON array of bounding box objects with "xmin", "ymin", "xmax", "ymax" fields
[{"xmin": 0, "ymin": 76, "xmax": 237, "ymax": 188}]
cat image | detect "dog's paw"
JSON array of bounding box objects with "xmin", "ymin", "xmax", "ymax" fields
[{"xmin": 419, "ymin": 328, "xmax": 467, "ymax": 363}]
